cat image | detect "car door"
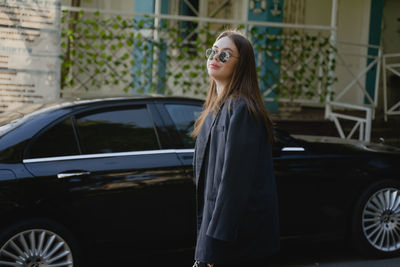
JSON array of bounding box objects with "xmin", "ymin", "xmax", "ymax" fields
[
  {"xmin": 23, "ymin": 102, "xmax": 191, "ymax": 250},
  {"xmin": 154, "ymin": 101, "xmax": 203, "ymax": 237},
  {"xmin": 273, "ymin": 131, "xmax": 347, "ymax": 239}
]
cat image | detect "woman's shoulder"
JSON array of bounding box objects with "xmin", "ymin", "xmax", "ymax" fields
[{"xmin": 226, "ymin": 95, "xmax": 248, "ymax": 112}]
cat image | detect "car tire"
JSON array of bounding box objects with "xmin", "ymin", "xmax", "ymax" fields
[
  {"xmin": 352, "ymin": 180, "xmax": 400, "ymax": 258},
  {"xmin": 0, "ymin": 218, "xmax": 80, "ymax": 267}
]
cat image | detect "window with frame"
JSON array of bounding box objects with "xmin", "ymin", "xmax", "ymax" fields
[
  {"xmin": 28, "ymin": 117, "xmax": 79, "ymax": 158},
  {"xmin": 165, "ymin": 104, "xmax": 202, "ymax": 148},
  {"xmin": 75, "ymin": 106, "xmax": 159, "ymax": 154}
]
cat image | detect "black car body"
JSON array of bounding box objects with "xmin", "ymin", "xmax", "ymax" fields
[{"xmin": 0, "ymin": 96, "xmax": 399, "ymax": 266}]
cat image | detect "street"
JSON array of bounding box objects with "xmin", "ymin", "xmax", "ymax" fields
[
  {"xmin": 87, "ymin": 240, "xmax": 400, "ymax": 266},
  {"xmin": 268, "ymin": 241, "xmax": 400, "ymax": 267}
]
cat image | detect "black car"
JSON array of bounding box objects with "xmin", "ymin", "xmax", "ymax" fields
[{"xmin": 0, "ymin": 96, "xmax": 399, "ymax": 266}]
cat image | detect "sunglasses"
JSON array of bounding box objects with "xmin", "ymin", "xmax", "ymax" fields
[{"xmin": 206, "ymin": 48, "xmax": 238, "ymax": 63}]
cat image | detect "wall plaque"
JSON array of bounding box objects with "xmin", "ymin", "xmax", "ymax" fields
[{"xmin": 0, "ymin": 0, "xmax": 60, "ymax": 113}]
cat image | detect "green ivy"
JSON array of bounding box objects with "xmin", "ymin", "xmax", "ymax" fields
[{"xmin": 60, "ymin": 10, "xmax": 337, "ymax": 102}]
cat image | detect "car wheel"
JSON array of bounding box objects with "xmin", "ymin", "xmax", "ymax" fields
[
  {"xmin": 0, "ymin": 219, "xmax": 79, "ymax": 267},
  {"xmin": 353, "ymin": 180, "xmax": 400, "ymax": 257}
]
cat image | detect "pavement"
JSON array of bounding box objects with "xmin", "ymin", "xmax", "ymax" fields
[
  {"xmin": 86, "ymin": 240, "xmax": 400, "ymax": 266},
  {"xmin": 268, "ymin": 241, "xmax": 400, "ymax": 267}
]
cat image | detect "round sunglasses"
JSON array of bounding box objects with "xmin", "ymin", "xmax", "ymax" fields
[{"xmin": 206, "ymin": 48, "xmax": 238, "ymax": 63}]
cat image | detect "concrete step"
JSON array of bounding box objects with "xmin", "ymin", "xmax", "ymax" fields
[{"xmin": 272, "ymin": 106, "xmax": 400, "ymax": 148}]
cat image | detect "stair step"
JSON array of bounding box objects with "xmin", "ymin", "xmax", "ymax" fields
[{"xmin": 273, "ymin": 106, "xmax": 400, "ymax": 147}]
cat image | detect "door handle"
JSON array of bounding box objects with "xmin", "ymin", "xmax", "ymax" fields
[
  {"xmin": 281, "ymin": 147, "xmax": 305, "ymax": 152},
  {"xmin": 57, "ymin": 171, "xmax": 91, "ymax": 179}
]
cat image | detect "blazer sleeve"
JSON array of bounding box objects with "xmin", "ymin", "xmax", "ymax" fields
[{"xmin": 206, "ymin": 100, "xmax": 263, "ymax": 241}]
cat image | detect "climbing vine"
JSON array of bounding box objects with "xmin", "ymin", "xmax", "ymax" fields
[{"xmin": 60, "ymin": 10, "xmax": 337, "ymax": 102}]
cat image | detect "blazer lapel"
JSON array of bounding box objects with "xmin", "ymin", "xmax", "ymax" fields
[{"xmin": 195, "ymin": 104, "xmax": 224, "ymax": 185}]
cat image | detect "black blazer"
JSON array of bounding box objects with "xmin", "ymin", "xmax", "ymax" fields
[{"xmin": 193, "ymin": 97, "xmax": 280, "ymax": 264}]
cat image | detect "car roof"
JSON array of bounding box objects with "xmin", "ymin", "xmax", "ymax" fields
[
  {"xmin": 2, "ymin": 94, "xmax": 204, "ymax": 116},
  {"xmin": 0, "ymin": 94, "xmax": 204, "ymax": 136},
  {"xmin": 64, "ymin": 94, "xmax": 204, "ymax": 106}
]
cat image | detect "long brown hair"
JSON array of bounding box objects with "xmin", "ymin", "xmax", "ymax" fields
[{"xmin": 191, "ymin": 30, "xmax": 275, "ymax": 143}]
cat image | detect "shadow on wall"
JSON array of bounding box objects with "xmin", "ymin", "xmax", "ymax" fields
[
  {"xmin": 388, "ymin": 74, "xmax": 400, "ymax": 100},
  {"xmin": 388, "ymin": 17, "xmax": 400, "ymax": 100},
  {"xmin": 398, "ymin": 17, "xmax": 400, "ymax": 33}
]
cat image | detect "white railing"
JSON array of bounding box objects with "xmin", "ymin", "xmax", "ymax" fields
[
  {"xmin": 333, "ymin": 42, "xmax": 381, "ymax": 108},
  {"xmin": 327, "ymin": 102, "xmax": 373, "ymax": 142},
  {"xmin": 262, "ymin": 36, "xmax": 334, "ymax": 106},
  {"xmin": 262, "ymin": 39, "xmax": 381, "ymax": 142},
  {"xmin": 382, "ymin": 53, "xmax": 400, "ymax": 121},
  {"xmin": 325, "ymin": 41, "xmax": 382, "ymax": 142},
  {"xmin": 61, "ymin": 6, "xmax": 334, "ymax": 31}
]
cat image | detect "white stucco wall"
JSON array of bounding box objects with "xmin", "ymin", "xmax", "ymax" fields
[
  {"xmin": 382, "ymin": 0, "xmax": 400, "ymax": 54},
  {"xmin": 381, "ymin": 0, "xmax": 400, "ymax": 105},
  {"xmin": 335, "ymin": 0, "xmax": 371, "ymax": 106},
  {"xmin": 81, "ymin": 0, "xmax": 134, "ymax": 11},
  {"xmin": 304, "ymin": 0, "xmax": 331, "ymax": 27},
  {"xmin": 302, "ymin": 0, "xmax": 372, "ymax": 106},
  {"xmin": 61, "ymin": 0, "xmax": 133, "ymax": 10}
]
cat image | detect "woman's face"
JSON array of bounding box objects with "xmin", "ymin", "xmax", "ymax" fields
[{"xmin": 207, "ymin": 36, "xmax": 239, "ymax": 85}]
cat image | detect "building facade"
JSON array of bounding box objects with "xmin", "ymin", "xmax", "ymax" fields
[{"xmin": 57, "ymin": 0, "xmax": 399, "ymax": 141}]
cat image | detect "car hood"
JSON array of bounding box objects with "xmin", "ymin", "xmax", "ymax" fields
[{"xmin": 293, "ymin": 134, "xmax": 400, "ymax": 155}]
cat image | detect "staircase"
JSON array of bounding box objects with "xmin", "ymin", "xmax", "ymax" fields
[{"xmin": 271, "ymin": 104, "xmax": 400, "ymax": 148}]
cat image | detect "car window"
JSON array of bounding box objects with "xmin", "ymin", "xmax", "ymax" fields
[
  {"xmin": 165, "ymin": 104, "xmax": 202, "ymax": 148},
  {"xmin": 28, "ymin": 118, "xmax": 79, "ymax": 158},
  {"xmin": 0, "ymin": 102, "xmax": 68, "ymax": 136},
  {"xmin": 76, "ymin": 106, "xmax": 159, "ymax": 154}
]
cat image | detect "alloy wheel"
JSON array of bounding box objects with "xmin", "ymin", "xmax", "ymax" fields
[
  {"xmin": 362, "ymin": 188, "xmax": 400, "ymax": 252},
  {"xmin": 0, "ymin": 229, "xmax": 73, "ymax": 267}
]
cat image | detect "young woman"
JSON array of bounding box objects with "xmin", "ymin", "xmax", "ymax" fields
[{"xmin": 191, "ymin": 30, "xmax": 280, "ymax": 267}]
